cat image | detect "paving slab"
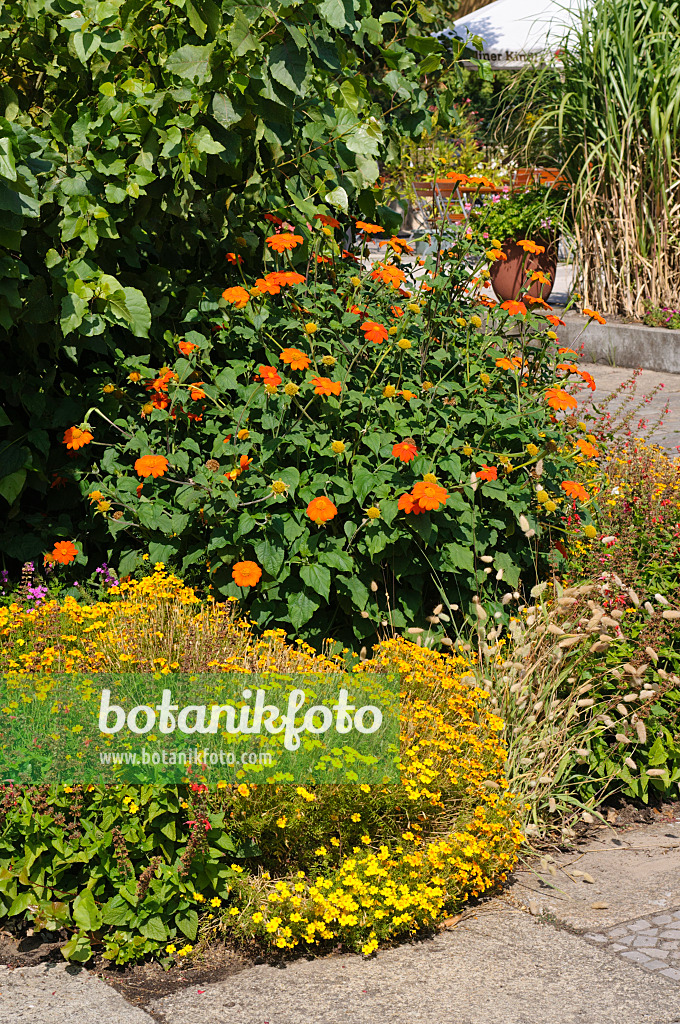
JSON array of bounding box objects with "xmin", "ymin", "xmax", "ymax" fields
[
  {"xmin": 0, "ymin": 962, "xmax": 153, "ymax": 1023},
  {"xmin": 576, "ymin": 362, "xmax": 680, "ymax": 453}
]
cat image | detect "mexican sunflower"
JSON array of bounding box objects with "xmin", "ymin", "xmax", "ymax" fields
[
  {"xmin": 476, "ymin": 465, "xmax": 498, "ymax": 482},
  {"xmin": 397, "ymin": 492, "xmax": 425, "ymax": 515},
  {"xmin": 226, "ymin": 455, "xmax": 252, "ymax": 481},
  {"xmin": 583, "ymin": 308, "xmax": 606, "ymax": 325},
  {"xmin": 500, "ymin": 300, "xmax": 527, "ymax": 316},
  {"xmin": 264, "ymin": 213, "xmax": 283, "ymax": 225},
  {"xmin": 561, "ymin": 480, "xmax": 590, "ymax": 502},
  {"xmin": 178, "ymin": 340, "xmax": 197, "ymax": 356},
  {"xmin": 134, "ymin": 455, "xmax": 169, "ymax": 479},
  {"xmin": 254, "ymin": 277, "xmax": 281, "ymax": 296},
  {"xmin": 280, "ymin": 348, "xmax": 310, "ymax": 371},
  {"xmin": 315, "ymin": 214, "xmax": 340, "ymax": 228},
  {"xmin": 222, "ymin": 286, "xmax": 250, "ymax": 308},
  {"xmin": 311, "ymin": 376, "xmax": 341, "ymax": 397},
  {"xmin": 51, "ymin": 540, "xmax": 78, "ymax": 564},
  {"xmin": 577, "ymin": 369, "xmax": 596, "ymax": 391},
  {"xmin": 63, "ymin": 426, "xmax": 93, "ymax": 450},
  {"xmin": 558, "ymin": 347, "xmax": 578, "ymax": 356},
  {"xmin": 146, "ymin": 369, "xmax": 177, "ymax": 393},
  {"xmin": 547, "ymin": 315, "xmax": 565, "ymax": 327},
  {"xmin": 371, "ymin": 264, "xmax": 405, "ymax": 288},
  {"xmin": 496, "ymin": 356, "xmax": 522, "ymax": 371},
  {"xmin": 361, "ymin": 320, "xmax": 389, "ymax": 345},
  {"xmin": 392, "ymin": 441, "xmax": 418, "ymax": 462},
  {"xmin": 517, "ymin": 240, "xmax": 545, "ymax": 255},
  {"xmin": 232, "ymin": 561, "xmax": 262, "ymax": 587},
  {"xmin": 485, "ymin": 248, "xmax": 507, "ymax": 262},
  {"xmin": 272, "ymin": 271, "xmax": 306, "ymax": 286},
  {"xmin": 545, "ymin": 388, "xmax": 577, "ymax": 411},
  {"xmin": 256, "ymin": 365, "xmax": 282, "ymax": 386},
  {"xmin": 307, "ymin": 496, "xmax": 337, "ymax": 523},
  {"xmin": 412, "ymin": 479, "xmax": 448, "ymax": 510},
  {"xmin": 225, "ymin": 252, "xmax": 243, "ymax": 264},
  {"xmin": 530, "ymin": 270, "xmax": 551, "ymax": 285},
  {"xmin": 355, "ymin": 221, "xmax": 383, "ymax": 234},
  {"xmin": 189, "ymin": 383, "xmax": 206, "ymax": 400},
  {"xmin": 266, "ymin": 232, "xmax": 303, "ymax": 253},
  {"xmin": 378, "ymin": 236, "xmax": 414, "ymax": 254},
  {"xmin": 576, "ymin": 438, "xmax": 599, "ymax": 458}
]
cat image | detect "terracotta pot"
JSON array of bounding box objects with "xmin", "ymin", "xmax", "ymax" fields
[{"xmin": 490, "ymin": 237, "xmax": 558, "ymax": 303}]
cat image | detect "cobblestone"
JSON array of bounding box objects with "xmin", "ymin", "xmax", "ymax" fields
[{"xmin": 582, "ymin": 906, "xmax": 680, "ymax": 977}]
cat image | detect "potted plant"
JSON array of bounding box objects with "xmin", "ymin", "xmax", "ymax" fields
[{"xmin": 469, "ymin": 185, "xmax": 569, "ymax": 302}]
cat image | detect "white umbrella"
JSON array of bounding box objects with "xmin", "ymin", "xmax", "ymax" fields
[{"xmin": 441, "ymin": 0, "xmax": 585, "ymax": 69}]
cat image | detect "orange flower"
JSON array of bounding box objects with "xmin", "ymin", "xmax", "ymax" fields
[
  {"xmin": 561, "ymin": 480, "xmax": 590, "ymax": 502},
  {"xmin": 315, "ymin": 214, "xmax": 341, "ymax": 228},
  {"xmin": 361, "ymin": 321, "xmax": 389, "ymax": 345},
  {"xmin": 280, "ymin": 348, "xmax": 310, "ymax": 371},
  {"xmin": 486, "ymin": 248, "xmax": 507, "ymax": 262},
  {"xmin": 63, "ymin": 426, "xmax": 93, "ymax": 450},
  {"xmin": 445, "ymin": 172, "xmax": 469, "ymax": 185},
  {"xmin": 577, "ymin": 369, "xmax": 596, "ymax": 391},
  {"xmin": 271, "ymin": 271, "xmax": 306, "ymax": 286},
  {"xmin": 371, "ymin": 264, "xmax": 406, "ymax": 288},
  {"xmin": 545, "ymin": 387, "xmax": 577, "ymax": 411},
  {"xmin": 307, "ymin": 496, "xmax": 338, "ymax": 523},
  {"xmin": 146, "ymin": 369, "xmax": 177, "ymax": 393},
  {"xmin": 524, "ymin": 295, "xmax": 549, "ymax": 307},
  {"xmin": 557, "ymin": 362, "xmax": 579, "ymax": 374},
  {"xmin": 399, "ymin": 389, "xmax": 416, "ymax": 401},
  {"xmin": 557, "ymin": 347, "xmax": 578, "ymax": 356},
  {"xmin": 547, "ymin": 315, "xmax": 565, "ymax": 326},
  {"xmin": 397, "ymin": 491, "xmax": 425, "ymax": 515},
  {"xmin": 390, "ymin": 305, "xmax": 405, "ymax": 318},
  {"xmin": 530, "ymin": 271, "xmax": 551, "ymax": 285},
  {"xmin": 583, "ymin": 308, "xmax": 606, "ymax": 325},
  {"xmin": 254, "ymin": 277, "xmax": 281, "ymax": 296},
  {"xmin": 225, "ymin": 252, "xmax": 243, "ymax": 264},
  {"xmin": 392, "ymin": 440, "xmax": 418, "ymax": 462},
  {"xmin": 222, "ymin": 286, "xmax": 250, "ymax": 307},
  {"xmin": 412, "ymin": 479, "xmax": 448, "ymax": 511},
  {"xmin": 496, "ymin": 356, "xmax": 522, "ymax": 371},
  {"xmin": 316, "ymin": 255, "xmax": 332, "ymax": 264},
  {"xmin": 378, "ymin": 236, "xmax": 414, "ymax": 254},
  {"xmin": 500, "ymin": 300, "xmax": 527, "ymax": 316},
  {"xmin": 179, "ymin": 340, "xmax": 197, "ymax": 356},
  {"xmin": 256, "ymin": 365, "xmax": 282, "ymax": 386},
  {"xmin": 135, "ymin": 454, "xmax": 169, "ymax": 479},
  {"xmin": 266, "ymin": 232, "xmax": 304, "ymax": 253},
  {"xmin": 51, "ymin": 540, "xmax": 78, "ymax": 564},
  {"xmin": 355, "ymin": 221, "xmax": 383, "ymax": 234},
  {"xmin": 189, "ymin": 383, "xmax": 206, "ymax": 401},
  {"xmin": 576, "ymin": 438, "xmax": 599, "ymax": 458},
  {"xmin": 232, "ymin": 561, "xmax": 262, "ymax": 587},
  {"xmin": 517, "ymin": 240, "xmax": 546, "ymax": 254},
  {"xmin": 264, "ymin": 213, "xmax": 283, "ymax": 225},
  {"xmin": 311, "ymin": 376, "xmax": 341, "ymax": 397},
  {"xmin": 226, "ymin": 454, "xmax": 252, "ymax": 481},
  {"xmin": 476, "ymin": 465, "xmax": 498, "ymax": 482},
  {"xmin": 468, "ymin": 174, "xmax": 496, "ymax": 188}
]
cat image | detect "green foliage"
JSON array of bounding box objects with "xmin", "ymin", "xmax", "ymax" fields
[
  {"xmin": 470, "ymin": 185, "xmax": 569, "ymax": 245},
  {"xmin": 70, "ymin": 222, "xmax": 580, "ymax": 644},
  {"xmin": 0, "ymin": 0, "xmax": 463, "ymax": 564},
  {"xmin": 642, "ymin": 307, "xmax": 680, "ymax": 329}
]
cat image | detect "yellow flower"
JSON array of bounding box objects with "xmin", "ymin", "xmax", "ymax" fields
[
  {"xmin": 217, "ymin": 780, "xmax": 228, "ymax": 789},
  {"xmin": 64, "ymin": 785, "xmax": 74, "ymax": 793},
  {"xmin": 365, "ymin": 506, "xmax": 381, "ymax": 519},
  {"xmin": 423, "ymin": 472, "xmax": 438, "ymax": 483},
  {"xmin": 360, "ymin": 834, "xmax": 371, "ymax": 844},
  {"xmin": 237, "ymin": 783, "xmax": 249, "ymax": 797},
  {"xmin": 283, "ymin": 382, "xmax": 299, "ymax": 397},
  {"xmin": 321, "ymin": 355, "xmax": 336, "ymax": 366},
  {"xmin": 456, "ymin": 317, "xmax": 467, "ymax": 327},
  {"xmin": 382, "ymin": 385, "xmax": 397, "ymax": 398},
  {"xmin": 252, "ymin": 912, "xmax": 264, "ymax": 923},
  {"xmin": 462, "ymin": 444, "xmax": 473, "ymax": 456},
  {"xmin": 536, "ymin": 489, "xmax": 549, "ymax": 503},
  {"xmin": 165, "ymin": 944, "xmax": 176, "ymax": 954},
  {"xmin": 351, "ymin": 813, "xmax": 361, "ymax": 822},
  {"xmin": 351, "ymin": 276, "xmax": 361, "ymax": 287},
  {"xmin": 544, "ymin": 500, "xmax": 557, "ymax": 512},
  {"xmin": 331, "ymin": 440, "xmax": 346, "ymax": 455},
  {"xmin": 237, "ymin": 429, "xmax": 250, "ymax": 440},
  {"xmin": 210, "ymin": 896, "xmax": 222, "ymax": 907},
  {"xmin": 128, "ymin": 802, "xmax": 138, "ymax": 814},
  {"xmin": 584, "ymin": 524, "xmax": 597, "ymax": 538},
  {"xmin": 229, "ymin": 907, "xmax": 239, "ymax": 916},
  {"xmin": 470, "ymin": 315, "xmax": 482, "ymax": 328},
  {"xmin": 546, "ymin": 330, "xmax": 557, "ymax": 340},
  {"xmin": 304, "ymin": 322, "xmax": 318, "ymax": 334},
  {"xmin": 422, "ymin": 381, "xmax": 433, "ymax": 389},
  {"xmin": 480, "ymin": 372, "xmax": 491, "ymax": 386},
  {"xmin": 264, "ymin": 382, "xmax": 278, "ymax": 395},
  {"xmin": 271, "ymin": 479, "xmax": 288, "ymax": 495},
  {"xmin": 103, "ymin": 384, "xmax": 115, "ymax": 394},
  {"xmin": 330, "ymin": 837, "xmax": 340, "ymax": 847},
  {"xmin": 407, "ymin": 303, "xmax": 420, "ymax": 313},
  {"xmin": 397, "ymin": 338, "xmax": 412, "ymax": 350},
  {"xmin": 526, "ymin": 443, "xmax": 539, "ymax": 456},
  {"xmin": 360, "ymin": 784, "xmax": 371, "ymax": 793},
  {"xmin": 178, "ymin": 944, "xmax": 193, "ymax": 957},
  {"xmin": 388, "ymin": 325, "xmax": 398, "ymax": 335},
  {"xmin": 315, "ymin": 846, "xmax": 327, "ymax": 856},
  {"xmin": 491, "ymin": 238, "xmax": 502, "ymax": 248},
  {"xmin": 276, "ymin": 816, "xmax": 288, "ymax": 828}
]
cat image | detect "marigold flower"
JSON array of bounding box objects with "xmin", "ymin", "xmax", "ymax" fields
[
  {"xmin": 561, "ymin": 480, "xmax": 590, "ymax": 502},
  {"xmin": 222, "ymin": 286, "xmax": 250, "ymax": 307},
  {"xmin": 266, "ymin": 232, "xmax": 304, "ymax": 253},
  {"xmin": 280, "ymin": 348, "xmax": 310, "ymax": 371},
  {"xmin": 51, "ymin": 540, "xmax": 78, "ymax": 565},
  {"xmin": 392, "ymin": 440, "xmax": 418, "ymax": 463},
  {"xmin": 545, "ymin": 387, "xmax": 577, "ymax": 411},
  {"xmin": 128, "ymin": 371, "xmax": 141, "ymax": 382},
  {"xmin": 331, "ymin": 440, "xmax": 346, "ymax": 455},
  {"xmin": 517, "ymin": 239, "xmax": 546, "ymax": 254},
  {"xmin": 558, "ymin": 347, "xmax": 578, "ymax": 356},
  {"xmin": 361, "ymin": 320, "xmax": 389, "ymax": 345},
  {"xmin": 412, "ymin": 479, "xmax": 448, "ymax": 510},
  {"xmin": 355, "ymin": 221, "xmax": 383, "ymax": 233},
  {"xmin": 577, "ymin": 369, "xmax": 596, "ymax": 391},
  {"xmin": 307, "ymin": 496, "xmax": 337, "ymax": 524},
  {"xmin": 476, "ymin": 465, "xmax": 498, "ymax": 482},
  {"xmin": 135, "ymin": 455, "xmax": 169, "ymax": 479},
  {"xmin": 237, "ymin": 783, "xmax": 249, "ymax": 797},
  {"xmin": 179, "ymin": 340, "xmax": 197, "ymax": 356},
  {"xmin": 63, "ymin": 425, "xmax": 93, "ymax": 450},
  {"xmin": 583, "ymin": 308, "xmax": 606, "ymax": 325},
  {"xmin": 315, "ymin": 214, "xmax": 341, "ymax": 228},
  {"xmin": 226, "ymin": 454, "xmax": 252, "ymax": 480},
  {"xmin": 257, "ymin": 365, "xmax": 282, "ymax": 386},
  {"xmin": 526, "ymin": 443, "xmax": 539, "ymax": 456},
  {"xmin": 496, "ymin": 357, "xmax": 521, "ymax": 371},
  {"xmin": 311, "ymin": 376, "xmax": 341, "ymax": 397},
  {"xmin": 232, "ymin": 561, "xmax": 262, "ymax": 587},
  {"xmin": 500, "ymin": 300, "xmax": 527, "ymax": 316}
]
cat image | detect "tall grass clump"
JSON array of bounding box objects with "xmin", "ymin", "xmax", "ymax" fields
[{"xmin": 521, "ymin": 0, "xmax": 680, "ymax": 317}]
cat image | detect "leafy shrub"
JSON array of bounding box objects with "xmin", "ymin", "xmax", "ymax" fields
[
  {"xmin": 0, "ymin": 575, "xmax": 521, "ymax": 963},
  {"xmin": 49, "ymin": 220, "xmax": 597, "ymax": 644},
  {"xmin": 642, "ymin": 307, "xmax": 680, "ymax": 329}
]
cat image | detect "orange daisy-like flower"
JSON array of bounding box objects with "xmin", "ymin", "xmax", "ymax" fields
[
  {"xmin": 63, "ymin": 426, "xmax": 93, "ymax": 450},
  {"xmin": 227, "ymin": 455, "xmax": 252, "ymax": 481},
  {"xmin": 316, "ymin": 255, "xmax": 332, "ymax": 264},
  {"xmin": 392, "ymin": 440, "xmax": 418, "ymax": 463},
  {"xmin": 399, "ymin": 389, "xmax": 416, "ymax": 401},
  {"xmin": 178, "ymin": 340, "xmax": 197, "ymax": 356},
  {"xmin": 500, "ymin": 300, "xmax": 528, "ymax": 316},
  {"xmin": 517, "ymin": 240, "xmax": 546, "ymax": 254},
  {"xmin": 545, "ymin": 387, "xmax": 577, "ymax": 411},
  {"xmin": 307, "ymin": 496, "xmax": 338, "ymax": 524},
  {"xmin": 272, "ymin": 271, "xmax": 306, "ymax": 286},
  {"xmin": 390, "ymin": 305, "xmax": 405, "ymax": 318},
  {"xmin": 485, "ymin": 248, "xmax": 507, "ymax": 262},
  {"xmin": 476, "ymin": 465, "xmax": 498, "ymax": 482},
  {"xmin": 577, "ymin": 369, "xmax": 596, "ymax": 391},
  {"xmin": 146, "ymin": 369, "xmax": 177, "ymax": 394},
  {"xmin": 189, "ymin": 383, "xmax": 206, "ymax": 401},
  {"xmin": 222, "ymin": 286, "xmax": 250, "ymax": 308},
  {"xmin": 547, "ymin": 315, "xmax": 566, "ymax": 327},
  {"xmin": 445, "ymin": 172, "xmax": 469, "ymax": 185},
  {"xmin": 378, "ymin": 236, "xmax": 414, "ymax": 254},
  {"xmin": 576, "ymin": 438, "xmax": 599, "ymax": 459},
  {"xmin": 135, "ymin": 454, "xmax": 169, "ymax": 478},
  {"xmin": 315, "ymin": 214, "xmax": 341, "ymax": 228},
  {"xmin": 254, "ymin": 277, "xmax": 281, "ymax": 296},
  {"xmin": 256, "ymin": 365, "xmax": 282, "ymax": 386},
  {"xmin": 266, "ymin": 232, "xmax": 304, "ymax": 253},
  {"xmin": 361, "ymin": 321, "xmax": 389, "ymax": 345},
  {"xmin": 496, "ymin": 356, "xmax": 522, "ymax": 371},
  {"xmin": 371, "ymin": 264, "xmax": 406, "ymax": 288},
  {"xmin": 523, "ymin": 295, "xmax": 550, "ymax": 308},
  {"xmin": 264, "ymin": 213, "xmax": 283, "ymax": 225},
  {"xmin": 51, "ymin": 540, "xmax": 78, "ymax": 564},
  {"xmin": 561, "ymin": 480, "xmax": 590, "ymax": 502},
  {"xmin": 280, "ymin": 348, "xmax": 310, "ymax": 371},
  {"xmin": 558, "ymin": 347, "xmax": 578, "ymax": 356},
  {"xmin": 311, "ymin": 376, "xmax": 341, "ymax": 397},
  {"xmin": 397, "ymin": 491, "xmax": 425, "ymax": 515},
  {"xmin": 232, "ymin": 561, "xmax": 262, "ymax": 587},
  {"xmin": 355, "ymin": 221, "xmax": 383, "ymax": 234},
  {"xmin": 225, "ymin": 252, "xmax": 243, "ymax": 264},
  {"xmin": 583, "ymin": 308, "xmax": 606, "ymax": 325},
  {"xmin": 412, "ymin": 479, "xmax": 448, "ymax": 511},
  {"xmin": 530, "ymin": 270, "xmax": 551, "ymax": 285},
  {"xmin": 468, "ymin": 174, "xmax": 496, "ymax": 188},
  {"xmin": 557, "ymin": 362, "xmax": 579, "ymax": 374}
]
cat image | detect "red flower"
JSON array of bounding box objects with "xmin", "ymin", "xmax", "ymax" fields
[
  {"xmin": 51, "ymin": 540, "xmax": 78, "ymax": 564},
  {"xmin": 315, "ymin": 214, "xmax": 341, "ymax": 227},
  {"xmin": 500, "ymin": 300, "xmax": 528, "ymax": 316},
  {"xmin": 225, "ymin": 252, "xmax": 243, "ymax": 264},
  {"xmin": 254, "ymin": 277, "xmax": 281, "ymax": 296},
  {"xmin": 266, "ymin": 232, "xmax": 304, "ymax": 253},
  {"xmin": 547, "ymin": 315, "xmax": 566, "ymax": 326},
  {"xmin": 256, "ymin": 365, "xmax": 282, "ymax": 386},
  {"xmin": 222, "ymin": 286, "xmax": 250, "ymax": 308},
  {"xmin": 361, "ymin": 321, "xmax": 388, "ymax": 345},
  {"xmin": 411, "ymin": 479, "xmax": 448, "ymax": 510},
  {"xmin": 307, "ymin": 496, "xmax": 338, "ymax": 523},
  {"xmin": 583, "ymin": 308, "xmax": 606, "ymax": 325},
  {"xmin": 476, "ymin": 465, "xmax": 498, "ymax": 482},
  {"xmin": 355, "ymin": 221, "xmax": 383, "ymax": 234},
  {"xmin": 545, "ymin": 388, "xmax": 577, "ymax": 411},
  {"xmin": 179, "ymin": 340, "xmax": 197, "ymax": 356},
  {"xmin": 264, "ymin": 213, "xmax": 283, "ymax": 224},
  {"xmin": 392, "ymin": 441, "xmax": 418, "ymax": 463},
  {"xmin": 398, "ymin": 491, "xmax": 425, "ymax": 515},
  {"xmin": 311, "ymin": 376, "xmax": 341, "ymax": 397}
]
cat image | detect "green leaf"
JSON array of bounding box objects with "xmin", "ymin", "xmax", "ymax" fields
[
  {"xmin": 175, "ymin": 907, "xmax": 199, "ymax": 940},
  {"xmin": 287, "ymin": 589, "xmax": 320, "ymax": 630},
  {"xmin": 300, "ymin": 563, "xmax": 331, "ymax": 601},
  {"xmin": 73, "ymin": 889, "xmax": 102, "ymax": 932},
  {"xmin": 319, "ymin": 0, "xmax": 351, "ymax": 30},
  {"xmin": 228, "ymin": 11, "xmax": 257, "ymax": 56},
  {"xmin": 325, "ymin": 185, "xmax": 348, "ymax": 213},
  {"xmin": 254, "ymin": 537, "xmax": 284, "ymax": 578},
  {"xmin": 212, "ymin": 94, "xmax": 242, "ymax": 130},
  {"xmin": 0, "ymin": 138, "xmax": 16, "ymax": 182},
  {"xmin": 0, "ymin": 469, "xmax": 25, "ymax": 505},
  {"xmin": 122, "ymin": 287, "xmax": 151, "ymax": 338},
  {"xmin": 61, "ymin": 932, "xmax": 92, "ymax": 963},
  {"xmin": 139, "ymin": 914, "xmax": 167, "ymax": 941},
  {"xmin": 102, "ymin": 894, "xmax": 133, "ymax": 927},
  {"xmin": 268, "ymin": 42, "xmax": 307, "ymax": 96},
  {"xmin": 166, "ymin": 44, "xmax": 214, "ymax": 84}
]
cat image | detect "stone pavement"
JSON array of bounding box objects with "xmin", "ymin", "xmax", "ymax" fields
[
  {"xmin": 3, "ymin": 821, "xmax": 680, "ymax": 1024},
  {"xmin": 577, "ymin": 362, "xmax": 680, "ymax": 453}
]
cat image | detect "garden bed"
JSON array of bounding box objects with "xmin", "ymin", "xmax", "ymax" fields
[{"xmin": 551, "ymin": 313, "xmax": 680, "ymax": 374}]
